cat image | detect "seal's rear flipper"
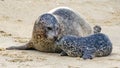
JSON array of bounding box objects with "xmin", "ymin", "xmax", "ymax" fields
[
  {"xmin": 93, "ymin": 25, "xmax": 101, "ymax": 34},
  {"xmin": 6, "ymin": 42, "xmax": 34, "ymax": 50}
]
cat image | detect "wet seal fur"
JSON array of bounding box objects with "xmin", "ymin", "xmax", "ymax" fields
[
  {"xmin": 6, "ymin": 7, "xmax": 92, "ymax": 53},
  {"xmin": 57, "ymin": 26, "xmax": 112, "ymax": 59}
]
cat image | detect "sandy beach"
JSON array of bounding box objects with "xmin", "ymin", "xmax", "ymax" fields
[{"xmin": 0, "ymin": 0, "xmax": 120, "ymax": 68}]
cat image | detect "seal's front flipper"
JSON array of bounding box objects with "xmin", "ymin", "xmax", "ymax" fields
[
  {"xmin": 6, "ymin": 42, "xmax": 34, "ymax": 50},
  {"xmin": 82, "ymin": 47, "xmax": 96, "ymax": 60},
  {"xmin": 82, "ymin": 53, "xmax": 94, "ymax": 60},
  {"xmin": 60, "ymin": 51, "xmax": 68, "ymax": 56}
]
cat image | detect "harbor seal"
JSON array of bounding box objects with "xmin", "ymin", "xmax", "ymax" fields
[
  {"xmin": 6, "ymin": 7, "xmax": 92, "ymax": 53},
  {"xmin": 57, "ymin": 26, "xmax": 112, "ymax": 59}
]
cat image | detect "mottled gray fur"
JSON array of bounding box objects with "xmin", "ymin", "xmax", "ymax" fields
[
  {"xmin": 6, "ymin": 7, "xmax": 92, "ymax": 53},
  {"xmin": 57, "ymin": 26, "xmax": 112, "ymax": 59}
]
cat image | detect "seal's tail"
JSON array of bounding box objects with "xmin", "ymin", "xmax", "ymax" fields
[{"xmin": 93, "ymin": 25, "xmax": 101, "ymax": 33}]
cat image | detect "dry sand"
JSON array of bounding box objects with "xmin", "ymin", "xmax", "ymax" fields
[{"xmin": 0, "ymin": 0, "xmax": 120, "ymax": 68}]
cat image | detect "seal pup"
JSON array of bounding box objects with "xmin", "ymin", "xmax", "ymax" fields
[{"xmin": 57, "ymin": 26, "xmax": 112, "ymax": 59}]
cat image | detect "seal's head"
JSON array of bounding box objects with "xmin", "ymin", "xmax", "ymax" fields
[{"xmin": 34, "ymin": 13, "xmax": 61, "ymax": 41}]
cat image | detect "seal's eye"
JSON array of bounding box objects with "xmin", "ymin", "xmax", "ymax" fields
[{"xmin": 47, "ymin": 27, "xmax": 52, "ymax": 30}]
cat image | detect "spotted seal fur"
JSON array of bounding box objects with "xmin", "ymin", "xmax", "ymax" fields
[
  {"xmin": 57, "ymin": 26, "xmax": 112, "ymax": 59},
  {"xmin": 6, "ymin": 7, "xmax": 92, "ymax": 53}
]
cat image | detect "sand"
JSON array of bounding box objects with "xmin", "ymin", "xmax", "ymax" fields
[{"xmin": 0, "ymin": 0, "xmax": 120, "ymax": 68}]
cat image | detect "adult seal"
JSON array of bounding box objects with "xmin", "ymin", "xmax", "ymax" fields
[{"xmin": 6, "ymin": 7, "xmax": 92, "ymax": 53}]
